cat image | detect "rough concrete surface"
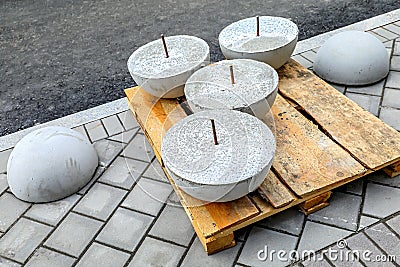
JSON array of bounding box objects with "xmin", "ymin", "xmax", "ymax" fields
[{"xmin": 1, "ymin": 0, "xmax": 400, "ymax": 136}]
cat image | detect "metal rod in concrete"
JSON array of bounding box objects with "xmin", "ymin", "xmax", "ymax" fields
[
  {"xmin": 229, "ymin": 65, "xmax": 235, "ymax": 84},
  {"xmin": 161, "ymin": 34, "xmax": 169, "ymax": 58},
  {"xmin": 210, "ymin": 118, "xmax": 218, "ymax": 145}
]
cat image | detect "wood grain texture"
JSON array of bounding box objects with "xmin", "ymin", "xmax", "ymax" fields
[
  {"xmin": 125, "ymin": 87, "xmax": 186, "ymax": 163},
  {"xmin": 383, "ymin": 161, "xmax": 400, "ymax": 178},
  {"xmin": 278, "ymin": 59, "xmax": 400, "ymax": 170},
  {"xmin": 258, "ymin": 171, "xmax": 296, "ymax": 208},
  {"xmin": 298, "ymin": 191, "xmax": 332, "ymax": 210},
  {"xmin": 271, "ymin": 95, "xmax": 367, "ymax": 197}
]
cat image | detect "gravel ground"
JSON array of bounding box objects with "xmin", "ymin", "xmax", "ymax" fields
[{"xmin": 1, "ymin": 0, "xmax": 400, "ymax": 136}]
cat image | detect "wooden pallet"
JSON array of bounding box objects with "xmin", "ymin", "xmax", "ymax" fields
[{"xmin": 125, "ymin": 59, "xmax": 400, "ymax": 254}]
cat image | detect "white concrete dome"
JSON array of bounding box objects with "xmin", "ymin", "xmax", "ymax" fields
[
  {"xmin": 127, "ymin": 35, "xmax": 210, "ymax": 98},
  {"xmin": 313, "ymin": 31, "xmax": 389, "ymax": 85},
  {"xmin": 7, "ymin": 126, "xmax": 98, "ymax": 203},
  {"xmin": 219, "ymin": 16, "xmax": 298, "ymax": 69},
  {"xmin": 161, "ymin": 109, "xmax": 275, "ymax": 202},
  {"xmin": 184, "ymin": 59, "xmax": 279, "ymax": 120}
]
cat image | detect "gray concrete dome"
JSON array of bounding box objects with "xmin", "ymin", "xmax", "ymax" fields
[
  {"xmin": 7, "ymin": 126, "xmax": 98, "ymax": 203},
  {"xmin": 313, "ymin": 31, "xmax": 389, "ymax": 85}
]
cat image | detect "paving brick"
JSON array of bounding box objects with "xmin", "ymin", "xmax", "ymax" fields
[
  {"xmin": 117, "ymin": 111, "xmax": 139, "ymax": 130},
  {"xmin": 383, "ymin": 40, "xmax": 394, "ymax": 48},
  {"xmin": 394, "ymin": 41, "xmax": 400, "ymax": 56},
  {"xmin": 329, "ymin": 83, "xmax": 345, "ymax": 94},
  {"xmin": 2, "ymin": 257, "xmax": 19, "ymax": 267},
  {"xmin": 238, "ymin": 226, "xmax": 298, "ymax": 267},
  {"xmin": 346, "ymin": 80, "xmax": 385, "ymax": 96},
  {"xmin": 345, "ymin": 93, "xmax": 380, "ymax": 116},
  {"xmin": 0, "ymin": 149, "xmax": 11, "ymax": 174},
  {"xmin": 181, "ymin": 238, "xmax": 241, "ymax": 267},
  {"xmin": 258, "ymin": 207, "xmax": 304, "ymax": 236},
  {"xmin": 122, "ymin": 177, "xmax": 172, "ymax": 216},
  {"xmin": 367, "ymin": 171, "xmax": 400, "ymax": 188},
  {"xmin": 297, "ymin": 221, "xmax": 351, "ymax": 253},
  {"xmin": 76, "ymin": 242, "xmax": 130, "ymax": 267},
  {"xmin": 325, "ymin": 245, "xmax": 364, "ymax": 267},
  {"xmin": 0, "ymin": 257, "xmax": 20, "ymax": 266},
  {"xmin": 84, "ymin": 120, "xmax": 108, "ymax": 142},
  {"xmin": 382, "ymin": 88, "xmax": 400, "ymax": 109},
  {"xmin": 292, "ymin": 55, "xmax": 313, "ymax": 69},
  {"xmin": 358, "ymin": 215, "xmax": 379, "ymax": 231},
  {"xmin": 373, "ymin": 27, "xmax": 399, "ymax": 40},
  {"xmin": 363, "ymin": 183, "xmax": 400, "ymax": 218},
  {"xmin": 341, "ymin": 178, "xmax": 364, "ymax": 195},
  {"xmin": 122, "ymin": 134, "xmax": 154, "ymax": 162},
  {"xmin": 379, "ymin": 107, "xmax": 400, "ymax": 131},
  {"xmin": 73, "ymin": 183, "xmax": 126, "ymax": 221},
  {"xmin": 308, "ymin": 192, "xmax": 362, "ymax": 231},
  {"xmin": 386, "ymin": 71, "xmax": 400, "ymax": 89},
  {"xmin": 301, "ymin": 254, "xmax": 332, "ymax": 266},
  {"xmin": 0, "ymin": 193, "xmax": 30, "ymax": 232},
  {"xmin": 101, "ymin": 115, "xmax": 124, "ymax": 136},
  {"xmin": 96, "ymin": 208, "xmax": 152, "ymax": 251},
  {"xmin": 108, "ymin": 128, "xmax": 138, "ymax": 144},
  {"xmin": 368, "ymin": 31, "xmax": 389, "ymax": 42},
  {"xmin": 0, "ymin": 218, "xmax": 52, "ymax": 263},
  {"xmin": 94, "ymin": 139, "xmax": 123, "ymax": 167},
  {"xmin": 45, "ymin": 213, "xmax": 102, "ymax": 257},
  {"xmin": 235, "ymin": 226, "xmax": 251, "ymax": 242},
  {"xmin": 128, "ymin": 237, "xmax": 185, "ymax": 267},
  {"xmin": 384, "ymin": 23, "xmax": 400, "ymax": 35},
  {"xmin": 77, "ymin": 166, "xmax": 105, "ymax": 195},
  {"xmin": 25, "ymin": 247, "xmax": 75, "ymax": 267},
  {"xmin": 0, "ymin": 174, "xmax": 8, "ymax": 195},
  {"xmin": 301, "ymin": 50, "xmax": 317, "ymax": 63},
  {"xmin": 167, "ymin": 191, "xmax": 182, "ymax": 207},
  {"xmin": 149, "ymin": 205, "xmax": 194, "ymax": 246},
  {"xmin": 390, "ymin": 55, "xmax": 400, "ymax": 71},
  {"xmin": 71, "ymin": 125, "xmax": 90, "ymax": 142},
  {"xmin": 347, "ymin": 233, "xmax": 396, "ymax": 267},
  {"xmin": 387, "ymin": 214, "xmax": 400, "ymax": 235},
  {"xmin": 364, "ymin": 223, "xmax": 400, "ymax": 264},
  {"xmin": 25, "ymin": 194, "xmax": 80, "ymax": 226},
  {"xmin": 142, "ymin": 159, "xmax": 168, "ymax": 183},
  {"xmin": 98, "ymin": 157, "xmax": 148, "ymax": 189}
]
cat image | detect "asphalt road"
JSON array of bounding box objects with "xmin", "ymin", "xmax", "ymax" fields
[{"xmin": 1, "ymin": 0, "xmax": 399, "ymax": 136}]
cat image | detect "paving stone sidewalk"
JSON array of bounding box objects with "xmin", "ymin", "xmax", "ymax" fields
[{"xmin": 1, "ymin": 18, "xmax": 400, "ymax": 267}]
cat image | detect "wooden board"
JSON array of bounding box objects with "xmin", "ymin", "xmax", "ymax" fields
[
  {"xmin": 271, "ymin": 95, "xmax": 366, "ymax": 197},
  {"xmin": 278, "ymin": 59, "xmax": 400, "ymax": 170},
  {"xmin": 258, "ymin": 171, "xmax": 295, "ymax": 208},
  {"xmin": 124, "ymin": 58, "xmax": 400, "ymax": 254}
]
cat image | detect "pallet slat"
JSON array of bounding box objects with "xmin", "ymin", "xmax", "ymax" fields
[
  {"xmin": 271, "ymin": 95, "xmax": 367, "ymax": 197},
  {"xmin": 278, "ymin": 59, "xmax": 400, "ymax": 170},
  {"xmin": 258, "ymin": 171, "xmax": 296, "ymax": 208}
]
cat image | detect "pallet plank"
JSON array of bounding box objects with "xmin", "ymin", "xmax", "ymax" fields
[
  {"xmin": 278, "ymin": 59, "xmax": 400, "ymax": 170},
  {"xmin": 271, "ymin": 95, "xmax": 367, "ymax": 197},
  {"xmin": 125, "ymin": 88, "xmax": 187, "ymax": 163},
  {"xmin": 258, "ymin": 171, "xmax": 296, "ymax": 208}
]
